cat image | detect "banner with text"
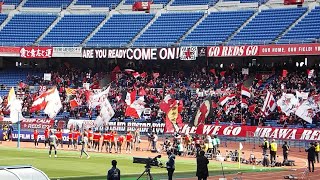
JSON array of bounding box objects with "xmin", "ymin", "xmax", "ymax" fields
[
  {"xmin": 82, "ymin": 47, "xmax": 201, "ymax": 60},
  {"xmin": 207, "ymin": 43, "xmax": 320, "ymax": 57},
  {"xmin": 53, "ymin": 47, "xmax": 82, "ymax": 57},
  {"xmin": 20, "ymin": 47, "xmax": 53, "ymax": 59}
]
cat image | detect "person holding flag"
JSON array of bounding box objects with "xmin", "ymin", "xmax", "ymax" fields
[
  {"xmin": 68, "ymin": 128, "xmax": 73, "ymax": 149},
  {"xmin": 44, "ymin": 127, "xmax": 50, "ymax": 148}
]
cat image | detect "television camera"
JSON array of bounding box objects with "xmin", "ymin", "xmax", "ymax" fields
[{"xmin": 133, "ymin": 155, "xmax": 164, "ymax": 180}]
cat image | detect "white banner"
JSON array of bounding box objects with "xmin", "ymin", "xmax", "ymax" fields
[
  {"xmin": 43, "ymin": 73, "xmax": 51, "ymax": 81},
  {"xmin": 53, "ymin": 47, "xmax": 82, "ymax": 57}
]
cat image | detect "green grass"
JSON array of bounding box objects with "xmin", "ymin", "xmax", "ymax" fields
[{"xmin": 0, "ymin": 146, "xmax": 283, "ymax": 180}]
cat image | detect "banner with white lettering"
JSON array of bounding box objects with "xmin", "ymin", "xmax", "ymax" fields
[
  {"xmin": 82, "ymin": 47, "xmax": 200, "ymax": 61},
  {"xmin": 2, "ymin": 124, "xmax": 320, "ymax": 142}
]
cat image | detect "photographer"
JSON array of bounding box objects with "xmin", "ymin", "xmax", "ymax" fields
[{"xmin": 166, "ymin": 151, "xmax": 175, "ymax": 180}]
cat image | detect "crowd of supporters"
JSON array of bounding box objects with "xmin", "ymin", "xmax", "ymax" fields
[{"xmin": 0, "ymin": 62, "xmax": 319, "ymax": 127}]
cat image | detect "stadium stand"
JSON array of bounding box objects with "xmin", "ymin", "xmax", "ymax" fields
[
  {"xmin": 182, "ymin": 10, "xmax": 254, "ymax": 45},
  {"xmin": 23, "ymin": 0, "xmax": 73, "ymax": 8},
  {"xmin": 134, "ymin": 12, "xmax": 203, "ymax": 46},
  {"xmin": 230, "ymin": 7, "xmax": 307, "ymax": 45},
  {"xmin": 170, "ymin": 0, "xmax": 211, "ymax": 6},
  {"xmin": 75, "ymin": 0, "xmax": 121, "ymax": 8},
  {"xmin": 124, "ymin": 0, "xmax": 170, "ymax": 5},
  {"xmin": 0, "ymin": 14, "xmax": 57, "ymax": 46},
  {"xmin": 0, "ymin": 14, "xmax": 6, "ymax": 24},
  {"xmin": 39, "ymin": 15, "xmax": 105, "ymax": 46},
  {"xmin": 279, "ymin": 6, "xmax": 320, "ymax": 44},
  {"xmin": 1, "ymin": 0, "xmax": 21, "ymax": 6},
  {"xmin": 86, "ymin": 14, "xmax": 154, "ymax": 47}
]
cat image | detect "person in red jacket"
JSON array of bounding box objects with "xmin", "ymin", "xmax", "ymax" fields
[
  {"xmin": 126, "ymin": 131, "xmax": 133, "ymax": 154},
  {"xmin": 44, "ymin": 127, "xmax": 50, "ymax": 148},
  {"xmin": 55, "ymin": 128, "xmax": 63, "ymax": 149},
  {"xmin": 73, "ymin": 129, "xmax": 80, "ymax": 150},
  {"xmin": 102, "ymin": 131, "xmax": 110, "ymax": 152},
  {"xmin": 110, "ymin": 131, "xmax": 117, "ymax": 153},
  {"xmin": 68, "ymin": 128, "xmax": 73, "ymax": 149},
  {"xmin": 87, "ymin": 128, "xmax": 93, "ymax": 149},
  {"xmin": 33, "ymin": 129, "xmax": 39, "ymax": 148},
  {"xmin": 93, "ymin": 130, "xmax": 101, "ymax": 152},
  {"xmin": 117, "ymin": 135, "xmax": 124, "ymax": 154}
]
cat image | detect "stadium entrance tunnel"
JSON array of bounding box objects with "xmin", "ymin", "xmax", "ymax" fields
[{"xmin": 0, "ymin": 165, "xmax": 50, "ymax": 180}]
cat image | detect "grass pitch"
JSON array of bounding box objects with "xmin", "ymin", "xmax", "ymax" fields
[{"xmin": 0, "ymin": 146, "xmax": 282, "ymax": 180}]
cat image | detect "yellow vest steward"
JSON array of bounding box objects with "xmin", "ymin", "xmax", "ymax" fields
[
  {"xmin": 270, "ymin": 142, "xmax": 277, "ymax": 152},
  {"xmin": 315, "ymin": 145, "xmax": 320, "ymax": 152}
]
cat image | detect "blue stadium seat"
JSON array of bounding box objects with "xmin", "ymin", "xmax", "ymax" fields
[
  {"xmin": 124, "ymin": 0, "xmax": 169, "ymax": 5},
  {"xmin": 230, "ymin": 7, "xmax": 307, "ymax": 45},
  {"xmin": 39, "ymin": 15, "xmax": 105, "ymax": 47},
  {"xmin": 75, "ymin": 0, "xmax": 121, "ymax": 8},
  {"xmin": 0, "ymin": 14, "xmax": 57, "ymax": 46},
  {"xmin": 278, "ymin": 6, "xmax": 320, "ymax": 44},
  {"xmin": 182, "ymin": 10, "xmax": 254, "ymax": 46},
  {"xmin": 0, "ymin": 14, "xmax": 7, "ymax": 25},
  {"xmin": 1, "ymin": 0, "xmax": 21, "ymax": 6},
  {"xmin": 134, "ymin": 12, "xmax": 203, "ymax": 47},
  {"xmin": 86, "ymin": 14, "xmax": 154, "ymax": 47},
  {"xmin": 23, "ymin": 0, "xmax": 72, "ymax": 8},
  {"xmin": 171, "ymin": 0, "xmax": 210, "ymax": 6}
]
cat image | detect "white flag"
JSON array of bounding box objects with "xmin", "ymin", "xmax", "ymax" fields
[
  {"xmin": 277, "ymin": 93, "xmax": 299, "ymax": 116},
  {"xmin": 90, "ymin": 86, "xmax": 110, "ymax": 108},
  {"xmin": 240, "ymin": 142, "xmax": 243, "ymax": 150},
  {"xmin": 7, "ymin": 87, "xmax": 24, "ymax": 123},
  {"xmin": 44, "ymin": 87, "xmax": 62, "ymax": 118},
  {"xmin": 100, "ymin": 97, "xmax": 115, "ymax": 124}
]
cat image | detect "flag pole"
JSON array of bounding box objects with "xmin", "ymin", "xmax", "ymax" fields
[{"xmin": 17, "ymin": 112, "xmax": 20, "ymax": 149}]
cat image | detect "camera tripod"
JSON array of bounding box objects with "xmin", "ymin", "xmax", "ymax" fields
[{"xmin": 137, "ymin": 164, "xmax": 153, "ymax": 180}]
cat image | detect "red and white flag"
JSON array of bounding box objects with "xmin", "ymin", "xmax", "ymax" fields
[
  {"xmin": 43, "ymin": 87, "xmax": 62, "ymax": 118},
  {"xmin": 262, "ymin": 91, "xmax": 276, "ymax": 117},
  {"xmin": 277, "ymin": 93, "xmax": 299, "ymax": 116},
  {"xmin": 241, "ymin": 85, "xmax": 251, "ymax": 98},
  {"xmin": 219, "ymin": 94, "xmax": 236, "ymax": 106},
  {"xmin": 160, "ymin": 95, "xmax": 184, "ymax": 133},
  {"xmin": 224, "ymin": 101, "xmax": 237, "ymax": 115},
  {"xmin": 89, "ymin": 86, "xmax": 110, "ymax": 108},
  {"xmin": 125, "ymin": 97, "xmax": 145, "ymax": 119},
  {"xmin": 152, "ymin": 72, "xmax": 160, "ymax": 79},
  {"xmin": 7, "ymin": 87, "xmax": 23, "ymax": 123},
  {"xmin": 241, "ymin": 98, "xmax": 248, "ymax": 108},
  {"xmin": 132, "ymin": 72, "xmax": 140, "ymax": 78},
  {"xmin": 307, "ymin": 69, "xmax": 314, "ymax": 79},
  {"xmin": 30, "ymin": 88, "xmax": 56, "ymax": 112}
]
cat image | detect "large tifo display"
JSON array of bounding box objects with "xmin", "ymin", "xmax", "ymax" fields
[{"xmin": 1, "ymin": 123, "xmax": 320, "ymax": 142}]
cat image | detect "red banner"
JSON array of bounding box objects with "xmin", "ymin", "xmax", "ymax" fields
[
  {"xmin": 180, "ymin": 124, "xmax": 320, "ymax": 141},
  {"xmin": 207, "ymin": 43, "xmax": 320, "ymax": 57},
  {"xmin": 0, "ymin": 46, "xmax": 20, "ymax": 56},
  {"xmin": 20, "ymin": 118, "xmax": 54, "ymax": 129},
  {"xmin": 20, "ymin": 47, "xmax": 53, "ymax": 59},
  {"xmin": 132, "ymin": 1, "xmax": 151, "ymax": 11}
]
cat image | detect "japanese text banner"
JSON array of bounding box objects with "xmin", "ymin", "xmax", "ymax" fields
[{"xmin": 20, "ymin": 47, "xmax": 53, "ymax": 59}]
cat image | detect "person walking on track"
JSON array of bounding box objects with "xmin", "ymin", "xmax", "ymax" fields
[
  {"xmin": 49, "ymin": 131, "xmax": 58, "ymax": 158},
  {"xmin": 80, "ymin": 133, "xmax": 90, "ymax": 159}
]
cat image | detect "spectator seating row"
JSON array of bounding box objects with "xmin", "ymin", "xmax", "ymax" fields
[
  {"xmin": 279, "ymin": 6, "xmax": 320, "ymax": 44},
  {"xmin": 230, "ymin": 7, "xmax": 307, "ymax": 45},
  {"xmin": 182, "ymin": 10, "xmax": 254, "ymax": 45},
  {"xmin": 23, "ymin": 0, "xmax": 73, "ymax": 8},
  {"xmin": 134, "ymin": 12, "xmax": 203, "ymax": 47},
  {"xmin": 87, "ymin": 14, "xmax": 154, "ymax": 47},
  {"xmin": 39, "ymin": 15, "xmax": 105, "ymax": 46},
  {"xmin": 0, "ymin": 14, "xmax": 56, "ymax": 46},
  {"xmin": 0, "ymin": 7, "xmax": 319, "ymax": 47},
  {"xmin": 75, "ymin": 0, "xmax": 120, "ymax": 8}
]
